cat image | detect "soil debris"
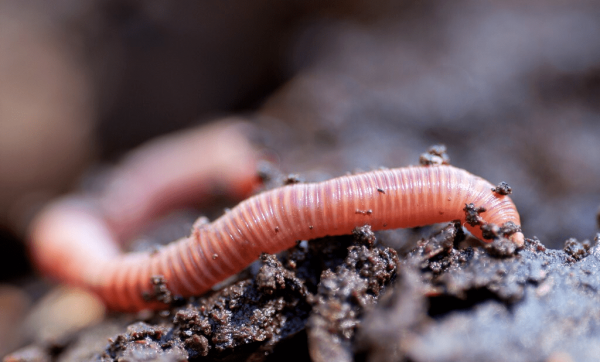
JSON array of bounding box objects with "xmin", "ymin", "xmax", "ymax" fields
[
  {"xmin": 484, "ymin": 237, "xmax": 518, "ymax": 257},
  {"xmin": 352, "ymin": 225, "xmax": 376, "ymax": 245},
  {"xmin": 357, "ymin": 226, "xmax": 600, "ymax": 362},
  {"xmin": 307, "ymin": 232, "xmax": 398, "ymax": 362},
  {"xmin": 355, "ymin": 267, "xmax": 427, "ymax": 362},
  {"xmin": 491, "ymin": 181, "xmax": 513, "ymax": 195},
  {"xmin": 255, "ymin": 254, "xmax": 306, "ymax": 295},
  {"xmin": 419, "ymin": 145, "xmax": 450, "ymax": 166},
  {"xmin": 87, "ymin": 236, "xmax": 378, "ymax": 362},
  {"xmin": 102, "ymin": 323, "xmax": 184, "ymax": 362},
  {"xmin": 283, "ymin": 174, "xmax": 303, "ymax": 185},
  {"xmin": 481, "ymin": 221, "xmax": 522, "ymax": 241},
  {"xmin": 463, "ymin": 203, "xmax": 486, "ymax": 227},
  {"xmin": 522, "ymin": 237, "xmax": 547, "ymax": 252},
  {"xmin": 409, "ymin": 222, "xmax": 459, "ymax": 262},
  {"xmin": 10, "ymin": 223, "xmax": 600, "ymax": 362},
  {"xmin": 142, "ymin": 276, "xmax": 175, "ymax": 305},
  {"xmin": 563, "ymin": 237, "xmax": 591, "ymax": 262}
]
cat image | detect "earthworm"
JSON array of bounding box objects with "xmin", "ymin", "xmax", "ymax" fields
[
  {"xmin": 95, "ymin": 119, "xmax": 261, "ymax": 240},
  {"xmin": 30, "ymin": 158, "xmax": 523, "ymax": 311}
]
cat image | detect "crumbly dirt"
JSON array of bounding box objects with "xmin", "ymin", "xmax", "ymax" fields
[
  {"xmin": 491, "ymin": 182, "xmax": 513, "ymax": 196},
  {"xmin": 419, "ymin": 145, "xmax": 450, "ymax": 166},
  {"xmin": 357, "ymin": 233, "xmax": 600, "ymax": 362},
  {"xmin": 307, "ymin": 226, "xmax": 398, "ymax": 362},
  {"xmin": 11, "ymin": 225, "xmax": 600, "ymax": 362},
  {"xmin": 4, "ymin": 0, "xmax": 600, "ymax": 361},
  {"xmin": 5, "ymin": 231, "xmax": 399, "ymax": 362}
]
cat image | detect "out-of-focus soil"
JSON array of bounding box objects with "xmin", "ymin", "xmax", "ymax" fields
[{"xmin": 3, "ymin": 0, "xmax": 600, "ymax": 361}]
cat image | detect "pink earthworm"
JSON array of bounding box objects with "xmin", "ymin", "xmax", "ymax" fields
[{"xmin": 30, "ymin": 148, "xmax": 523, "ymax": 311}]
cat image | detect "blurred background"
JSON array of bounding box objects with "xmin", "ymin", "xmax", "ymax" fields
[{"xmin": 1, "ymin": 0, "xmax": 600, "ymax": 357}]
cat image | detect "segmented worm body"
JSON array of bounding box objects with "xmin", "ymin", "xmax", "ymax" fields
[{"xmin": 31, "ymin": 164, "xmax": 522, "ymax": 312}]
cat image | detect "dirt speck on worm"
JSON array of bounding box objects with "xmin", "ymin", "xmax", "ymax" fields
[
  {"xmin": 419, "ymin": 144, "xmax": 450, "ymax": 166},
  {"xmin": 463, "ymin": 203, "xmax": 486, "ymax": 226},
  {"xmin": 481, "ymin": 221, "xmax": 522, "ymax": 240},
  {"xmin": 352, "ymin": 224, "xmax": 376, "ymax": 244},
  {"xmin": 491, "ymin": 182, "xmax": 513, "ymax": 195},
  {"xmin": 142, "ymin": 275, "xmax": 174, "ymax": 305},
  {"xmin": 284, "ymin": 174, "xmax": 303, "ymax": 185}
]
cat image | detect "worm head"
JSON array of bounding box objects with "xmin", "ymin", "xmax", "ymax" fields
[{"xmin": 509, "ymin": 232, "xmax": 525, "ymax": 247}]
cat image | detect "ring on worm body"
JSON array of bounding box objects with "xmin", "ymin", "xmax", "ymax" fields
[{"xmin": 30, "ymin": 164, "xmax": 523, "ymax": 312}]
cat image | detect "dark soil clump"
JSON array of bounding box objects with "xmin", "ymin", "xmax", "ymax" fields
[
  {"xmin": 9, "ymin": 226, "xmax": 600, "ymax": 362},
  {"xmin": 357, "ymin": 233, "xmax": 600, "ymax": 362},
  {"xmin": 6, "ymin": 231, "xmax": 399, "ymax": 362},
  {"xmin": 307, "ymin": 231, "xmax": 398, "ymax": 362}
]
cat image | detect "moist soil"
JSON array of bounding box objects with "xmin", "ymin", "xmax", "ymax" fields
[
  {"xmin": 8, "ymin": 220, "xmax": 600, "ymax": 362},
  {"xmin": 4, "ymin": 0, "xmax": 600, "ymax": 361}
]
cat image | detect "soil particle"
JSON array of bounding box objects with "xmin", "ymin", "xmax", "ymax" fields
[
  {"xmin": 480, "ymin": 221, "xmax": 522, "ymax": 240},
  {"xmin": 484, "ymin": 237, "xmax": 518, "ymax": 257},
  {"xmin": 463, "ymin": 203, "xmax": 486, "ymax": 227},
  {"xmin": 283, "ymin": 174, "xmax": 302, "ymax": 185},
  {"xmin": 563, "ymin": 237, "xmax": 592, "ymax": 262},
  {"xmin": 480, "ymin": 223, "xmax": 502, "ymax": 240},
  {"xmin": 419, "ymin": 145, "xmax": 450, "ymax": 166},
  {"xmin": 410, "ymin": 222, "xmax": 458, "ymax": 262},
  {"xmin": 102, "ymin": 323, "xmax": 185, "ymax": 362},
  {"xmin": 183, "ymin": 279, "xmax": 307, "ymax": 358},
  {"xmin": 255, "ymin": 161, "xmax": 305, "ymax": 191},
  {"xmin": 522, "ymin": 236, "xmax": 547, "ymax": 252},
  {"xmin": 255, "ymin": 254, "xmax": 306, "ymax": 296},
  {"xmin": 491, "ymin": 182, "xmax": 513, "ymax": 195},
  {"xmin": 256, "ymin": 161, "xmax": 279, "ymax": 186},
  {"xmin": 352, "ymin": 225, "xmax": 376, "ymax": 245},
  {"xmin": 500, "ymin": 221, "xmax": 522, "ymax": 236},
  {"xmin": 404, "ymin": 222, "xmax": 467, "ymax": 277},
  {"xmin": 307, "ymin": 230, "xmax": 399, "ymax": 362},
  {"xmin": 143, "ymin": 276, "xmax": 175, "ymax": 305},
  {"xmin": 255, "ymin": 161, "xmax": 287, "ymax": 191}
]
